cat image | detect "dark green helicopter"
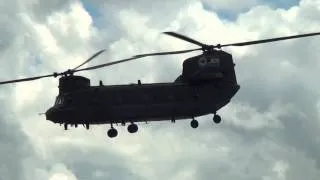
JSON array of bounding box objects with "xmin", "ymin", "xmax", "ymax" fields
[{"xmin": 1, "ymin": 31, "xmax": 320, "ymax": 138}]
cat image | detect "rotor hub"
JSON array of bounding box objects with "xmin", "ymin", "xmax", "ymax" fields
[
  {"xmin": 202, "ymin": 44, "xmax": 222, "ymax": 52},
  {"xmin": 202, "ymin": 45, "xmax": 212, "ymax": 51},
  {"xmin": 62, "ymin": 69, "xmax": 74, "ymax": 77}
]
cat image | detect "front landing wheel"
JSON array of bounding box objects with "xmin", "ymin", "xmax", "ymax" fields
[
  {"xmin": 190, "ymin": 119, "xmax": 199, "ymax": 128},
  {"xmin": 107, "ymin": 128, "xmax": 118, "ymax": 138},
  {"xmin": 213, "ymin": 114, "xmax": 221, "ymax": 124},
  {"xmin": 127, "ymin": 123, "xmax": 138, "ymax": 133}
]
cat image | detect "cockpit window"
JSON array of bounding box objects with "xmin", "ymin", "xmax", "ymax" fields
[{"xmin": 54, "ymin": 95, "xmax": 64, "ymax": 105}]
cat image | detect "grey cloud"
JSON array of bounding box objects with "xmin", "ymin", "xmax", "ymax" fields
[
  {"xmin": 49, "ymin": 146, "xmax": 143, "ymax": 180},
  {"xmin": 26, "ymin": 0, "xmax": 74, "ymax": 22},
  {"xmin": 0, "ymin": 1, "xmax": 94, "ymax": 180},
  {"xmin": 0, "ymin": 97, "xmax": 39, "ymax": 180},
  {"xmin": 0, "ymin": 2, "xmax": 49, "ymax": 179}
]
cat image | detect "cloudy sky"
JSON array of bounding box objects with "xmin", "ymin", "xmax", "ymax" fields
[{"xmin": 1, "ymin": 0, "xmax": 320, "ymax": 179}]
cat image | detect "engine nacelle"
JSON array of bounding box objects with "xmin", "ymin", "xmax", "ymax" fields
[{"xmin": 181, "ymin": 50, "xmax": 237, "ymax": 84}]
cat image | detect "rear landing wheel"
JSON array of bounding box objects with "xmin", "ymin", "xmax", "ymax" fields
[
  {"xmin": 190, "ymin": 119, "xmax": 198, "ymax": 128},
  {"xmin": 213, "ymin": 114, "xmax": 221, "ymax": 124},
  {"xmin": 127, "ymin": 123, "xmax": 138, "ymax": 133},
  {"xmin": 107, "ymin": 128, "xmax": 118, "ymax": 138}
]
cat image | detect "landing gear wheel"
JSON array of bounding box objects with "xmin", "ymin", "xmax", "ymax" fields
[
  {"xmin": 190, "ymin": 119, "xmax": 199, "ymax": 128},
  {"xmin": 127, "ymin": 123, "xmax": 138, "ymax": 133},
  {"xmin": 213, "ymin": 114, "xmax": 221, "ymax": 124},
  {"xmin": 107, "ymin": 128, "xmax": 118, "ymax": 138}
]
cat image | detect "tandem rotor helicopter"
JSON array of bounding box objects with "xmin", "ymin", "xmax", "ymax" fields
[{"xmin": 1, "ymin": 31, "xmax": 320, "ymax": 138}]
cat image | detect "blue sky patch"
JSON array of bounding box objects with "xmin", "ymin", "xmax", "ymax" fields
[
  {"xmin": 81, "ymin": 1, "xmax": 101, "ymax": 20},
  {"xmin": 80, "ymin": 0, "xmax": 300, "ymax": 24},
  {"xmin": 203, "ymin": 0, "xmax": 300, "ymax": 21},
  {"xmin": 267, "ymin": 0, "xmax": 300, "ymax": 9}
]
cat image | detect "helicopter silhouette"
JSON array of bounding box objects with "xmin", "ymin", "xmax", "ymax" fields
[{"xmin": 1, "ymin": 31, "xmax": 319, "ymax": 138}]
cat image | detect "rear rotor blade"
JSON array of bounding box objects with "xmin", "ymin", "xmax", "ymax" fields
[
  {"xmin": 0, "ymin": 73, "xmax": 58, "ymax": 85},
  {"xmin": 163, "ymin": 32, "xmax": 207, "ymax": 47},
  {"xmin": 133, "ymin": 48, "xmax": 202, "ymax": 58},
  {"xmin": 72, "ymin": 49, "xmax": 106, "ymax": 70},
  {"xmin": 220, "ymin": 32, "xmax": 320, "ymax": 47}
]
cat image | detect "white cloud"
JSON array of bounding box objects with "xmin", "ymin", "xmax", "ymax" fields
[{"xmin": 1, "ymin": 0, "xmax": 320, "ymax": 179}]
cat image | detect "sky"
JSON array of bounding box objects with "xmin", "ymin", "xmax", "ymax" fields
[{"xmin": 0, "ymin": 0, "xmax": 320, "ymax": 179}]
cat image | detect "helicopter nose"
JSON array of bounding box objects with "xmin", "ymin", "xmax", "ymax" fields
[{"xmin": 45, "ymin": 107, "xmax": 59, "ymax": 123}]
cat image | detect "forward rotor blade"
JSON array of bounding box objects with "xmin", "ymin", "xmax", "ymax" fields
[
  {"xmin": 220, "ymin": 32, "xmax": 320, "ymax": 47},
  {"xmin": 75, "ymin": 48, "xmax": 202, "ymax": 73},
  {"xmin": 75, "ymin": 56, "xmax": 144, "ymax": 72},
  {"xmin": 132, "ymin": 48, "xmax": 202, "ymax": 58},
  {"xmin": 72, "ymin": 49, "xmax": 106, "ymax": 70},
  {"xmin": 0, "ymin": 74, "xmax": 57, "ymax": 85},
  {"xmin": 163, "ymin": 32, "xmax": 207, "ymax": 47}
]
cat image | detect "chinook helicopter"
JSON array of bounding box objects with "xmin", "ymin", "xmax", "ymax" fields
[{"xmin": 1, "ymin": 31, "xmax": 320, "ymax": 138}]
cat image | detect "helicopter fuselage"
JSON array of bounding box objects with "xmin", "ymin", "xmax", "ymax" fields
[
  {"xmin": 45, "ymin": 81, "xmax": 240, "ymax": 125},
  {"xmin": 46, "ymin": 49, "xmax": 240, "ymax": 127},
  {"xmin": 45, "ymin": 49, "xmax": 240, "ymax": 138}
]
